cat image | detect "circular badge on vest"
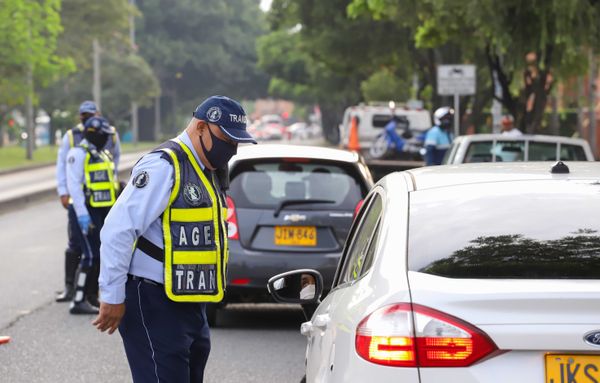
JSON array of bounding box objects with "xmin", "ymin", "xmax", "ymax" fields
[
  {"xmin": 68, "ymin": 156, "xmax": 75, "ymax": 164},
  {"xmin": 183, "ymin": 182, "xmax": 203, "ymax": 206},
  {"xmin": 206, "ymin": 107, "xmax": 222, "ymax": 123},
  {"xmin": 132, "ymin": 171, "xmax": 149, "ymax": 188}
]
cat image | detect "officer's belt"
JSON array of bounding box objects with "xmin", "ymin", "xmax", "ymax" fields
[{"xmin": 136, "ymin": 236, "xmax": 164, "ymax": 263}]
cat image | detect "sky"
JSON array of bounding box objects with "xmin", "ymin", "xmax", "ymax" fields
[{"xmin": 260, "ymin": 0, "xmax": 272, "ymax": 12}]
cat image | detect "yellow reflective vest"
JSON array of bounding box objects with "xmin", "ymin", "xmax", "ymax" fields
[
  {"xmin": 142, "ymin": 138, "xmax": 228, "ymax": 303},
  {"xmin": 82, "ymin": 143, "xmax": 117, "ymax": 208}
]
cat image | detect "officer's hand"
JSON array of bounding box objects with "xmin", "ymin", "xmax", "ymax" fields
[
  {"xmin": 93, "ymin": 302, "xmax": 125, "ymax": 335},
  {"xmin": 78, "ymin": 215, "xmax": 91, "ymax": 235},
  {"xmin": 59, "ymin": 195, "xmax": 70, "ymax": 209}
]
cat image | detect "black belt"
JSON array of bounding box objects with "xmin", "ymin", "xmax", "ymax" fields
[
  {"xmin": 128, "ymin": 274, "xmax": 162, "ymax": 286},
  {"xmin": 136, "ymin": 236, "xmax": 164, "ymax": 263}
]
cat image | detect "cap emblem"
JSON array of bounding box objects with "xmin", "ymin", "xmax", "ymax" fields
[{"xmin": 206, "ymin": 107, "xmax": 222, "ymax": 123}]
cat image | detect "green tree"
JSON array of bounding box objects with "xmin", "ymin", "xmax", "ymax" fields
[
  {"xmin": 136, "ymin": 0, "xmax": 269, "ymax": 131},
  {"xmin": 350, "ymin": 0, "xmax": 600, "ymax": 133},
  {"xmin": 259, "ymin": 0, "xmax": 418, "ymax": 142},
  {"xmin": 0, "ymin": 0, "xmax": 73, "ymax": 105}
]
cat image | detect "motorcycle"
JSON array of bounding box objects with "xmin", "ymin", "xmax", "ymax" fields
[{"xmin": 368, "ymin": 116, "xmax": 426, "ymax": 160}]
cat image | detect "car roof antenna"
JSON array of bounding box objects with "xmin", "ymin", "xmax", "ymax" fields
[{"xmin": 550, "ymin": 161, "xmax": 570, "ymax": 174}]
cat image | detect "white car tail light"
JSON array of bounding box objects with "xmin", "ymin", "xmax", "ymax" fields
[
  {"xmin": 226, "ymin": 196, "xmax": 239, "ymax": 240},
  {"xmin": 355, "ymin": 303, "xmax": 498, "ymax": 367}
]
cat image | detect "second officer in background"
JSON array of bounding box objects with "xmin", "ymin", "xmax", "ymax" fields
[
  {"xmin": 66, "ymin": 116, "xmax": 118, "ymax": 314},
  {"xmin": 55, "ymin": 100, "xmax": 120, "ymax": 303}
]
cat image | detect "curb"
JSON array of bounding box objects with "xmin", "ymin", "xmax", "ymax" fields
[{"xmin": 0, "ymin": 166, "xmax": 135, "ymax": 214}]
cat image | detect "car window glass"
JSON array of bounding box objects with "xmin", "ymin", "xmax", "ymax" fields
[
  {"xmin": 409, "ymin": 181, "xmax": 600, "ymax": 279},
  {"xmin": 528, "ymin": 142, "xmax": 557, "ymax": 161},
  {"xmin": 492, "ymin": 141, "xmax": 525, "ymax": 162},
  {"xmin": 464, "ymin": 141, "xmax": 494, "ymax": 163},
  {"xmin": 560, "ymin": 144, "xmax": 587, "ymax": 161},
  {"xmin": 338, "ymin": 195, "xmax": 383, "ymax": 284},
  {"xmin": 229, "ymin": 160, "xmax": 365, "ymax": 210}
]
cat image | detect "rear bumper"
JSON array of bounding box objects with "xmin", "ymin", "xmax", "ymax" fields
[{"xmin": 225, "ymin": 240, "xmax": 340, "ymax": 303}]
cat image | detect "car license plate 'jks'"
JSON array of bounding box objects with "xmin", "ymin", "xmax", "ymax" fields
[
  {"xmin": 274, "ymin": 226, "xmax": 316, "ymax": 246},
  {"xmin": 545, "ymin": 354, "xmax": 600, "ymax": 383}
]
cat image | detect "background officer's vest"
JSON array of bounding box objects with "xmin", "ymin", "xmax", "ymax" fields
[
  {"xmin": 67, "ymin": 124, "xmax": 84, "ymax": 148},
  {"xmin": 137, "ymin": 138, "xmax": 228, "ymax": 303},
  {"xmin": 81, "ymin": 143, "xmax": 117, "ymax": 208}
]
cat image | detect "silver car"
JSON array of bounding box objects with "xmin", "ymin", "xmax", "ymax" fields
[{"xmin": 270, "ymin": 161, "xmax": 600, "ymax": 383}]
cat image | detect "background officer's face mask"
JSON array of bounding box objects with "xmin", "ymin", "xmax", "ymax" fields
[{"xmin": 200, "ymin": 125, "xmax": 238, "ymax": 169}]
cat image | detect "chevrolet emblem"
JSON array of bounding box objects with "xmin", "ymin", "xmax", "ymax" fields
[{"xmin": 283, "ymin": 214, "xmax": 306, "ymax": 222}]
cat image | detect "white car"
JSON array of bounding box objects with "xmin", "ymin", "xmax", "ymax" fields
[
  {"xmin": 269, "ymin": 161, "xmax": 600, "ymax": 383},
  {"xmin": 443, "ymin": 134, "xmax": 595, "ymax": 164}
]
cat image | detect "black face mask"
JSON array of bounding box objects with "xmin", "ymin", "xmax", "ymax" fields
[
  {"xmin": 200, "ymin": 128, "xmax": 237, "ymax": 169},
  {"xmin": 85, "ymin": 131, "xmax": 109, "ymax": 150},
  {"xmin": 80, "ymin": 114, "xmax": 94, "ymax": 125},
  {"xmin": 440, "ymin": 118, "xmax": 453, "ymax": 130}
]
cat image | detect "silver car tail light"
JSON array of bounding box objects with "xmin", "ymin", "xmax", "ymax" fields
[{"xmin": 355, "ymin": 303, "xmax": 499, "ymax": 367}]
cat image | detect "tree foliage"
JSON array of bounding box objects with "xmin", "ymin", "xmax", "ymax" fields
[
  {"xmin": 349, "ymin": 0, "xmax": 600, "ymax": 133},
  {"xmin": 136, "ymin": 0, "xmax": 269, "ymax": 126},
  {"xmin": 0, "ymin": 0, "xmax": 73, "ymax": 105}
]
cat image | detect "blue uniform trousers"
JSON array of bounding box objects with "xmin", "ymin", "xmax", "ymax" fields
[{"xmin": 119, "ymin": 277, "xmax": 211, "ymax": 383}]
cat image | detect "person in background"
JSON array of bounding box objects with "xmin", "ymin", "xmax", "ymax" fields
[
  {"xmin": 501, "ymin": 114, "xmax": 523, "ymax": 136},
  {"xmin": 424, "ymin": 107, "xmax": 454, "ymax": 166},
  {"xmin": 55, "ymin": 101, "xmax": 120, "ymax": 304},
  {"xmin": 65, "ymin": 116, "xmax": 118, "ymax": 314}
]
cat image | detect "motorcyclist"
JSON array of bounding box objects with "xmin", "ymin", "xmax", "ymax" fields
[{"xmin": 424, "ymin": 107, "xmax": 454, "ymax": 165}]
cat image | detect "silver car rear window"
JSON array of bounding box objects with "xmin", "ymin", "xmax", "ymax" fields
[
  {"xmin": 408, "ymin": 180, "xmax": 600, "ymax": 279},
  {"xmin": 229, "ymin": 160, "xmax": 364, "ymax": 210}
]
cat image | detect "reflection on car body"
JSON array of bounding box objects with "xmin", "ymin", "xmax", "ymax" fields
[{"xmin": 269, "ymin": 161, "xmax": 600, "ymax": 383}]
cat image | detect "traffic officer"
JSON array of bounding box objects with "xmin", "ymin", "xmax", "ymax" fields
[
  {"xmin": 93, "ymin": 95, "xmax": 256, "ymax": 383},
  {"xmin": 66, "ymin": 116, "xmax": 118, "ymax": 314},
  {"xmin": 424, "ymin": 106, "xmax": 454, "ymax": 165},
  {"xmin": 55, "ymin": 100, "xmax": 120, "ymax": 304}
]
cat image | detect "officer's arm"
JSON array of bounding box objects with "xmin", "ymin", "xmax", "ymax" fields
[
  {"xmin": 65, "ymin": 148, "xmax": 89, "ymax": 218},
  {"xmin": 56, "ymin": 133, "xmax": 71, "ymax": 197},
  {"xmin": 99, "ymin": 153, "xmax": 173, "ymax": 305}
]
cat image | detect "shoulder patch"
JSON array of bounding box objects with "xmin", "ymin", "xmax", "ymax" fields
[{"xmin": 132, "ymin": 171, "xmax": 149, "ymax": 188}]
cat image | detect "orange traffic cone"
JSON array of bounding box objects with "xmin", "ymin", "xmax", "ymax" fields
[{"xmin": 347, "ymin": 115, "xmax": 361, "ymax": 151}]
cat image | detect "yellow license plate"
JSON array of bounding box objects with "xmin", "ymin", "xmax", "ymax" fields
[
  {"xmin": 545, "ymin": 354, "xmax": 600, "ymax": 383},
  {"xmin": 274, "ymin": 226, "xmax": 317, "ymax": 246}
]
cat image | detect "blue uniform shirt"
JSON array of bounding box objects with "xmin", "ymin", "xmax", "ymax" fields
[
  {"xmin": 99, "ymin": 131, "xmax": 204, "ymax": 305},
  {"xmin": 424, "ymin": 126, "xmax": 453, "ymax": 165},
  {"xmin": 56, "ymin": 124, "xmax": 121, "ymax": 196},
  {"xmin": 65, "ymin": 140, "xmax": 93, "ymax": 219}
]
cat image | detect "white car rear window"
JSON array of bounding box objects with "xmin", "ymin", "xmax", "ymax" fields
[{"xmin": 408, "ymin": 180, "xmax": 600, "ymax": 279}]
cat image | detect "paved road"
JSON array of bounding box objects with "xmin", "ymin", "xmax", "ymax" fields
[{"xmin": 0, "ymin": 199, "xmax": 307, "ymax": 382}]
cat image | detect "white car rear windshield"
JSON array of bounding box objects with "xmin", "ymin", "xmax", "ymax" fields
[
  {"xmin": 408, "ymin": 180, "xmax": 600, "ymax": 279},
  {"xmin": 229, "ymin": 159, "xmax": 365, "ymax": 210}
]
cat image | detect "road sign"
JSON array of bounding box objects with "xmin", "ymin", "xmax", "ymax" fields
[{"xmin": 437, "ymin": 65, "xmax": 476, "ymax": 96}]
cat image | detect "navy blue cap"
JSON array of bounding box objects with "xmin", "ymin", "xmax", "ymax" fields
[
  {"xmin": 84, "ymin": 116, "xmax": 114, "ymax": 135},
  {"xmin": 193, "ymin": 95, "xmax": 256, "ymax": 144},
  {"xmin": 79, "ymin": 100, "xmax": 98, "ymax": 115}
]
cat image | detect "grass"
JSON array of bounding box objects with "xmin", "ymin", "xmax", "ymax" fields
[{"xmin": 0, "ymin": 142, "xmax": 157, "ymax": 172}]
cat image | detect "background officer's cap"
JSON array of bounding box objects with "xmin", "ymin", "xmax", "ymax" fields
[
  {"xmin": 79, "ymin": 100, "xmax": 98, "ymax": 115},
  {"xmin": 193, "ymin": 95, "xmax": 257, "ymax": 144},
  {"xmin": 84, "ymin": 116, "xmax": 114, "ymax": 135}
]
